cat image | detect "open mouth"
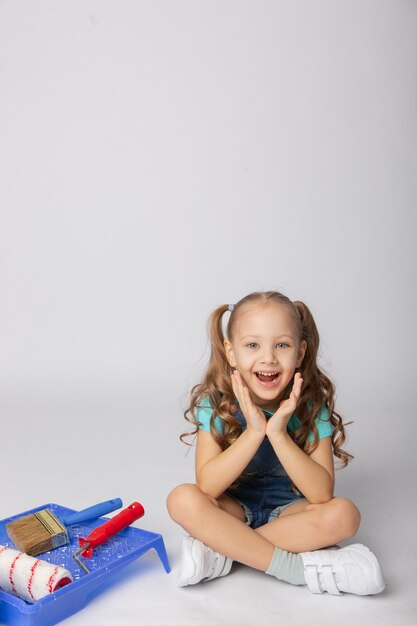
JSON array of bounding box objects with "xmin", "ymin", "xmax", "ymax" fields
[{"xmin": 255, "ymin": 371, "xmax": 280, "ymax": 385}]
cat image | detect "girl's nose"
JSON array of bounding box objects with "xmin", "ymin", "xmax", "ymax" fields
[{"xmin": 261, "ymin": 349, "xmax": 277, "ymax": 364}]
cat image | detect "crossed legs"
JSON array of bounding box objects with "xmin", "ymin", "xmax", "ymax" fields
[{"xmin": 166, "ymin": 483, "xmax": 361, "ymax": 572}]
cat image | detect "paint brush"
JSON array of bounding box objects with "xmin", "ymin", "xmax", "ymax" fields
[{"xmin": 6, "ymin": 498, "xmax": 123, "ymax": 556}]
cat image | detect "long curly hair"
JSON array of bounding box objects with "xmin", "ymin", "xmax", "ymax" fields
[{"xmin": 181, "ymin": 291, "xmax": 353, "ymax": 469}]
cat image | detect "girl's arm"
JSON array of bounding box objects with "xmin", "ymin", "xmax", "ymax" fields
[
  {"xmin": 195, "ymin": 428, "xmax": 264, "ymax": 499},
  {"xmin": 265, "ymin": 373, "xmax": 335, "ymax": 503},
  {"xmin": 195, "ymin": 371, "xmax": 268, "ymax": 499},
  {"xmin": 267, "ymin": 432, "xmax": 335, "ymax": 504}
]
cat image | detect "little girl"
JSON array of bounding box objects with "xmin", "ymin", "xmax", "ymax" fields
[{"xmin": 167, "ymin": 291, "xmax": 385, "ymax": 595}]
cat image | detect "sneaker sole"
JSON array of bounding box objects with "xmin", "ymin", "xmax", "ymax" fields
[
  {"xmin": 341, "ymin": 544, "xmax": 385, "ymax": 595},
  {"xmin": 178, "ymin": 537, "xmax": 232, "ymax": 586},
  {"xmin": 190, "ymin": 537, "xmax": 206, "ymax": 582},
  {"xmin": 178, "ymin": 537, "xmax": 205, "ymax": 586}
]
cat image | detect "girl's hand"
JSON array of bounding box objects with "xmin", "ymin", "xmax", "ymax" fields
[
  {"xmin": 266, "ymin": 372, "xmax": 303, "ymax": 438},
  {"xmin": 231, "ymin": 370, "xmax": 267, "ymax": 435}
]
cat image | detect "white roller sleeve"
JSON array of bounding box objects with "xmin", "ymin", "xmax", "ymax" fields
[{"xmin": 0, "ymin": 545, "xmax": 73, "ymax": 603}]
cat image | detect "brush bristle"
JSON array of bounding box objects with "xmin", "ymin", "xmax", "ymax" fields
[{"xmin": 6, "ymin": 509, "xmax": 68, "ymax": 556}]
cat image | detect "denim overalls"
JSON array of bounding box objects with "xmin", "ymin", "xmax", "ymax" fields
[{"xmin": 225, "ymin": 404, "xmax": 305, "ymax": 528}]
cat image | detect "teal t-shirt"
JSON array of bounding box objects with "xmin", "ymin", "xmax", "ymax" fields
[{"xmin": 196, "ymin": 397, "xmax": 334, "ymax": 442}]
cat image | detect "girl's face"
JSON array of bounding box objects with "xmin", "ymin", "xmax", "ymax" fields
[{"xmin": 224, "ymin": 303, "xmax": 307, "ymax": 412}]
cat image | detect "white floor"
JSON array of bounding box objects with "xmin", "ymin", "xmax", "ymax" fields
[{"xmin": 1, "ymin": 398, "xmax": 416, "ymax": 626}]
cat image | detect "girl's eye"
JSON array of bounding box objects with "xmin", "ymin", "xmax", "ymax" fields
[
  {"xmin": 276, "ymin": 342, "xmax": 289, "ymax": 349},
  {"xmin": 246, "ymin": 342, "xmax": 258, "ymax": 349}
]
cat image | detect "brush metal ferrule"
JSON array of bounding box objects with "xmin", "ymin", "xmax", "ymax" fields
[{"xmin": 34, "ymin": 510, "xmax": 68, "ymax": 548}]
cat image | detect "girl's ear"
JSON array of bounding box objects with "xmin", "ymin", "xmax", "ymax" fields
[
  {"xmin": 296, "ymin": 340, "xmax": 307, "ymax": 368},
  {"xmin": 224, "ymin": 339, "xmax": 236, "ymax": 368}
]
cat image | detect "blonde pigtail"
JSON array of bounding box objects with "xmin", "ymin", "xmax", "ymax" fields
[
  {"xmin": 181, "ymin": 305, "xmax": 241, "ymax": 449},
  {"xmin": 292, "ymin": 300, "xmax": 353, "ymax": 468}
]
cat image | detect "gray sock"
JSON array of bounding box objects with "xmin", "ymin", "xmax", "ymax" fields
[{"xmin": 266, "ymin": 547, "xmax": 306, "ymax": 586}]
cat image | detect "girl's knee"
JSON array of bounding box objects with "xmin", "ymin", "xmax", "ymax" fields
[
  {"xmin": 166, "ymin": 483, "xmax": 196, "ymax": 520},
  {"xmin": 166, "ymin": 483, "xmax": 215, "ymax": 523},
  {"xmin": 320, "ymin": 497, "xmax": 361, "ymax": 539}
]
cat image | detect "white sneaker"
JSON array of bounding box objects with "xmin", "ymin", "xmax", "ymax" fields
[
  {"xmin": 300, "ymin": 543, "xmax": 385, "ymax": 596},
  {"xmin": 178, "ymin": 536, "xmax": 233, "ymax": 587}
]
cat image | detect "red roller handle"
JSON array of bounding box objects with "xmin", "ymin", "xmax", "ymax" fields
[{"xmin": 78, "ymin": 502, "xmax": 144, "ymax": 558}]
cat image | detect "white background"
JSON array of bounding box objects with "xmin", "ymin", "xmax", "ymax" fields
[{"xmin": 0, "ymin": 1, "xmax": 416, "ymax": 625}]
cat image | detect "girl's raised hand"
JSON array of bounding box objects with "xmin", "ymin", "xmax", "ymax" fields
[
  {"xmin": 266, "ymin": 372, "xmax": 303, "ymax": 438},
  {"xmin": 231, "ymin": 370, "xmax": 267, "ymax": 435}
]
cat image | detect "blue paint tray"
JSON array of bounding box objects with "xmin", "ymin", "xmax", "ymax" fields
[{"xmin": 0, "ymin": 503, "xmax": 170, "ymax": 626}]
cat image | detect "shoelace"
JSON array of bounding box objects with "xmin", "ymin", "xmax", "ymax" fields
[{"xmin": 304, "ymin": 564, "xmax": 343, "ymax": 595}]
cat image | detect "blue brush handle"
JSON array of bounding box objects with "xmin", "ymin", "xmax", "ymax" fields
[{"xmin": 61, "ymin": 498, "xmax": 123, "ymax": 526}]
